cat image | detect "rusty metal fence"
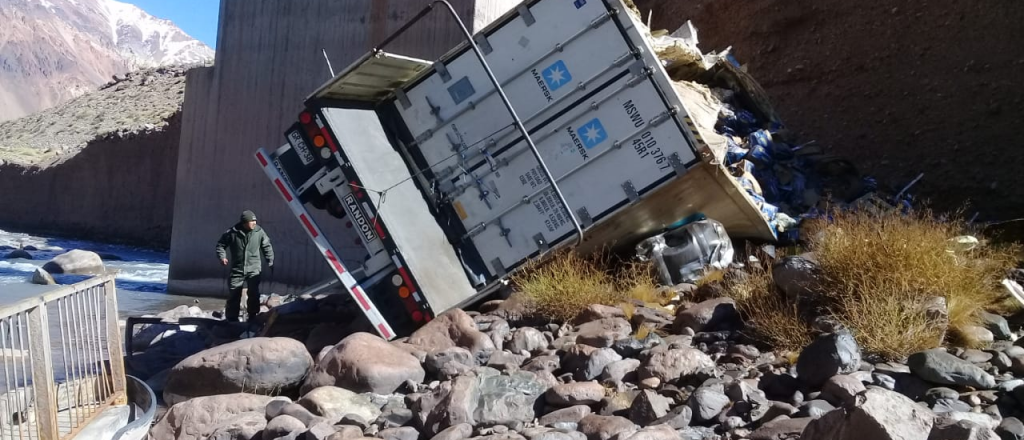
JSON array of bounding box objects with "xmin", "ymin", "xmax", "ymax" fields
[{"xmin": 0, "ymin": 274, "xmax": 126, "ymax": 440}]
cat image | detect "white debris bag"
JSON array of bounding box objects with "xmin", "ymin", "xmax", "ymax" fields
[{"xmin": 636, "ymin": 219, "xmax": 735, "ymax": 285}]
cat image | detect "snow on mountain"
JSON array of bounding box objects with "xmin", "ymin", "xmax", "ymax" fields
[{"xmin": 0, "ymin": 0, "xmax": 214, "ymax": 122}]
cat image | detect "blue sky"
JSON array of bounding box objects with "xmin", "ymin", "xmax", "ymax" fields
[{"xmin": 124, "ymin": 0, "xmax": 220, "ymax": 49}]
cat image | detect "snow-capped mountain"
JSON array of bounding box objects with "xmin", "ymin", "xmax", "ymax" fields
[{"xmin": 0, "ymin": 0, "xmax": 214, "ymax": 122}]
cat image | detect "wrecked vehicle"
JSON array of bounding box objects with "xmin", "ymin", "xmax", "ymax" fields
[{"xmin": 256, "ymin": 0, "xmax": 779, "ymax": 338}]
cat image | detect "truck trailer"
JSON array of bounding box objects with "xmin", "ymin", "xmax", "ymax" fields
[{"xmin": 256, "ymin": 0, "xmax": 771, "ymax": 339}]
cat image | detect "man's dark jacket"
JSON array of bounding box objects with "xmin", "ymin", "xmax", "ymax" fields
[{"xmin": 216, "ymin": 224, "xmax": 274, "ymax": 278}]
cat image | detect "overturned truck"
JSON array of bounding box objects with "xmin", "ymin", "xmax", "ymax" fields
[{"xmin": 256, "ymin": 0, "xmax": 774, "ymax": 339}]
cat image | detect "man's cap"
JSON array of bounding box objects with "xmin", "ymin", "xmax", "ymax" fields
[{"xmin": 240, "ymin": 210, "xmax": 257, "ymax": 222}]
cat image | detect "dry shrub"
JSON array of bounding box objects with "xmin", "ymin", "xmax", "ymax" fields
[
  {"xmin": 808, "ymin": 209, "xmax": 1019, "ymax": 359},
  {"xmin": 731, "ymin": 263, "xmax": 814, "ymax": 352},
  {"xmin": 512, "ymin": 251, "xmax": 667, "ymax": 323}
]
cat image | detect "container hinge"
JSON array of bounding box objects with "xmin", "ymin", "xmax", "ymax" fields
[
  {"xmin": 434, "ymin": 61, "xmax": 452, "ymax": 83},
  {"xmin": 491, "ymin": 258, "xmax": 507, "ymax": 278},
  {"xmin": 577, "ymin": 207, "xmax": 593, "ymax": 228},
  {"xmin": 415, "ymin": 128, "xmax": 434, "ymax": 145},
  {"xmin": 394, "ymin": 88, "xmax": 412, "ymax": 109},
  {"xmin": 650, "ymin": 110, "xmax": 673, "ymax": 127},
  {"xmin": 425, "ymin": 96, "xmax": 443, "ymax": 122},
  {"xmin": 622, "ymin": 180, "xmax": 639, "ymax": 203},
  {"xmin": 517, "ymin": 4, "xmax": 536, "ymax": 26},
  {"xmin": 533, "ymin": 233, "xmax": 550, "ymax": 252},
  {"xmin": 473, "ymin": 33, "xmax": 493, "ymax": 55},
  {"xmin": 668, "ymin": 153, "xmax": 687, "ymax": 175}
]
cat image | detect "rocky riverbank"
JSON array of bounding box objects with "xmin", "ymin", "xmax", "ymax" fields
[{"xmin": 133, "ymin": 281, "xmax": 1024, "ymax": 440}]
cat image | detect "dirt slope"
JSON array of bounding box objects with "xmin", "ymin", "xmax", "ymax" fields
[{"xmin": 635, "ymin": 0, "xmax": 1024, "ymax": 221}]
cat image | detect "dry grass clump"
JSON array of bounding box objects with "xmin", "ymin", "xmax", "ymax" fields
[
  {"xmin": 511, "ymin": 251, "xmax": 668, "ymax": 323},
  {"xmin": 808, "ymin": 209, "xmax": 1019, "ymax": 359},
  {"xmin": 731, "ymin": 263, "xmax": 814, "ymax": 352}
]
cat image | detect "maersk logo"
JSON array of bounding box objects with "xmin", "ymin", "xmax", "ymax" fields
[
  {"xmin": 542, "ymin": 60, "xmax": 571, "ymax": 91},
  {"xmin": 578, "ymin": 118, "xmax": 607, "ymax": 149}
]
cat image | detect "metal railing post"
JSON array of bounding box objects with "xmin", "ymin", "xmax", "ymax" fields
[
  {"xmin": 27, "ymin": 304, "xmax": 58, "ymax": 440},
  {"xmin": 103, "ymin": 278, "xmax": 127, "ymax": 405}
]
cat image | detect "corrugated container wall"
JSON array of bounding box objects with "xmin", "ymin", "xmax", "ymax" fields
[{"xmin": 169, "ymin": 0, "xmax": 518, "ymax": 296}]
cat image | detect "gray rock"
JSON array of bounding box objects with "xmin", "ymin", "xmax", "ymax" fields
[
  {"xmin": 207, "ymin": 412, "xmax": 267, "ymax": 440},
  {"xmin": 574, "ymin": 304, "xmax": 627, "ymax": 324},
  {"xmin": 761, "ymin": 372, "xmax": 800, "ymax": 400},
  {"xmin": 523, "ymin": 355, "xmax": 561, "ymax": 374},
  {"xmin": 298, "ymin": 386, "xmax": 381, "ymax": 425},
  {"xmin": 963, "ymin": 326, "xmax": 997, "ymax": 345},
  {"xmin": 303, "ymin": 332, "xmax": 425, "ymax": 395},
  {"xmin": 932, "ymin": 399, "xmax": 973, "ymax": 414},
  {"xmin": 42, "ymin": 249, "xmax": 105, "ymax": 275},
  {"xmin": 925, "ymin": 388, "xmax": 961, "ymax": 404},
  {"xmin": 409, "ymin": 309, "xmax": 495, "ymax": 362},
  {"xmin": 31, "ymin": 267, "xmax": 55, "ymax": 285},
  {"xmin": 531, "ymin": 433, "xmax": 577, "ymax": 440},
  {"xmin": 772, "ymin": 255, "xmax": 822, "ymax": 303},
  {"xmin": 648, "ymin": 405, "xmax": 691, "ymax": 429},
  {"xmin": 796, "ymin": 329, "xmax": 862, "ymax": 388},
  {"xmin": 378, "ymin": 427, "xmax": 420, "ymax": 440},
  {"xmin": 979, "ymin": 312, "xmax": 1013, "ymax": 341},
  {"xmin": 163, "ymin": 337, "xmax": 313, "ymax": 405},
  {"xmin": 510, "ymin": 328, "xmax": 549, "ymax": 354},
  {"xmin": 380, "ymin": 407, "xmax": 414, "ymax": 428},
  {"xmin": 962, "ymin": 350, "xmax": 996, "ymax": 364},
  {"xmin": 688, "ymin": 388, "xmax": 730, "ymax": 424},
  {"xmin": 628, "ymin": 390, "xmax": 672, "ymax": 426},
  {"xmin": 539, "ymin": 405, "xmax": 591, "ymax": 427},
  {"xmin": 637, "ymin": 348, "xmax": 715, "ymax": 384},
  {"xmin": 929, "ymin": 419, "xmax": 1000, "ymax": 440},
  {"xmin": 620, "ymin": 424, "xmax": 678, "ymax": 440},
  {"xmin": 576, "ymin": 348, "xmax": 622, "ymax": 381},
  {"xmin": 909, "ymin": 349, "xmax": 996, "ymax": 389},
  {"xmin": 749, "ymin": 417, "xmax": 812, "ymax": 440},
  {"xmin": 801, "ymin": 388, "xmax": 935, "ymax": 440},
  {"xmin": 327, "ymin": 426, "xmax": 364, "ymax": 440},
  {"xmin": 998, "ymin": 417, "xmax": 1024, "ymax": 440},
  {"xmin": 576, "ymin": 318, "xmax": 632, "ymax": 348},
  {"xmin": 673, "ymin": 298, "xmax": 739, "ymax": 333},
  {"xmin": 611, "ymin": 333, "xmax": 664, "ymax": 359},
  {"xmin": 265, "ymin": 415, "xmax": 307, "ymax": 440},
  {"xmin": 601, "ymin": 359, "xmax": 641, "ymax": 384},
  {"xmin": 546, "ymin": 381, "xmax": 606, "ymax": 406},
  {"xmin": 425, "ymin": 347, "xmax": 476, "ymax": 379},
  {"xmin": 577, "ymin": 414, "xmax": 638, "ymax": 440},
  {"xmin": 5, "ymin": 249, "xmax": 31, "ymax": 260},
  {"xmin": 991, "ymin": 352, "xmax": 1012, "ymax": 372},
  {"xmin": 761, "ymin": 401, "xmax": 800, "ymax": 422},
  {"xmin": 430, "ymin": 424, "xmax": 473, "ymax": 440},
  {"xmin": 677, "ymin": 426, "xmax": 720, "ymax": 440},
  {"xmin": 874, "ymin": 373, "xmax": 898, "ymax": 391},
  {"xmin": 303, "ymin": 423, "xmax": 339, "ymax": 440},
  {"xmin": 799, "ymin": 400, "xmax": 836, "ymax": 420},
  {"xmin": 936, "ymin": 413, "xmax": 1000, "ymax": 431},
  {"xmin": 487, "ymin": 351, "xmax": 530, "ymax": 372},
  {"xmin": 822, "ymin": 375, "xmax": 866, "ymax": 406},
  {"xmin": 415, "ymin": 369, "xmax": 549, "ymax": 436}
]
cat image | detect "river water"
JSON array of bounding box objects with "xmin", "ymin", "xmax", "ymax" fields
[{"xmin": 0, "ymin": 228, "xmax": 223, "ymax": 317}]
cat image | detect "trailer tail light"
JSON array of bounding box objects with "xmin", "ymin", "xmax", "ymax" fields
[
  {"xmin": 297, "ymin": 110, "xmax": 338, "ymax": 154},
  {"xmin": 391, "ymin": 257, "xmax": 432, "ymax": 323}
]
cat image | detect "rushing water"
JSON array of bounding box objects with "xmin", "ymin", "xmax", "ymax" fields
[{"xmin": 0, "ymin": 228, "xmax": 223, "ymax": 317}]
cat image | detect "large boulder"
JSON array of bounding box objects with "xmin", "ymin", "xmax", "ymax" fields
[
  {"xmin": 148, "ymin": 394, "xmax": 277, "ymax": 440},
  {"xmin": 42, "ymin": 250, "xmax": 105, "ymax": 275},
  {"xmin": 929, "ymin": 419, "xmax": 999, "ymax": 440},
  {"xmin": 801, "ymin": 388, "xmax": 935, "ymax": 440},
  {"xmin": 509, "ymin": 327, "xmax": 549, "ymax": 354},
  {"xmin": 303, "ymin": 332, "xmax": 425, "ymax": 395},
  {"xmin": 298, "ymin": 386, "xmax": 381, "ymax": 425},
  {"xmin": 31, "ymin": 267, "xmax": 56, "ymax": 285},
  {"xmin": 577, "ymin": 415, "xmax": 637, "ymax": 440},
  {"xmin": 908, "ymin": 349, "xmax": 996, "ymax": 389},
  {"xmin": 687, "ymin": 388, "xmax": 730, "ymax": 425},
  {"xmin": 164, "ymin": 337, "xmax": 313, "ymax": 405},
  {"xmin": 772, "ymin": 255, "xmax": 823, "ymax": 303},
  {"xmin": 409, "ymin": 309, "xmax": 495, "ymax": 362},
  {"xmin": 796, "ymin": 329, "xmax": 862, "ymax": 388},
  {"xmin": 413, "ymin": 368, "xmax": 549, "ymax": 436},
  {"xmin": 636, "ymin": 348, "xmax": 715, "ymax": 384},
  {"xmin": 978, "ymin": 311, "xmax": 1012, "ymax": 341},
  {"xmin": 545, "ymin": 381, "xmax": 606, "ymax": 406},
  {"xmin": 673, "ymin": 298, "xmax": 740, "ymax": 333}
]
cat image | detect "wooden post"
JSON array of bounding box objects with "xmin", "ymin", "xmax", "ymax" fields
[
  {"xmin": 27, "ymin": 304, "xmax": 59, "ymax": 440},
  {"xmin": 103, "ymin": 278, "xmax": 128, "ymax": 405}
]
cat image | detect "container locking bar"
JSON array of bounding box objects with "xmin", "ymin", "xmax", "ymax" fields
[{"xmin": 374, "ymin": 0, "xmax": 586, "ymax": 248}]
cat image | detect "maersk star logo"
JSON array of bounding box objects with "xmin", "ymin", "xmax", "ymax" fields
[
  {"xmin": 578, "ymin": 118, "xmax": 607, "ymax": 149},
  {"xmin": 542, "ymin": 60, "xmax": 572, "ymax": 91}
]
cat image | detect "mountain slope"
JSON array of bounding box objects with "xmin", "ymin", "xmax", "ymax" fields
[{"xmin": 0, "ymin": 0, "xmax": 213, "ymax": 122}]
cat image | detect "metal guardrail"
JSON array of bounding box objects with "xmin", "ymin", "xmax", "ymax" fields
[{"xmin": 0, "ymin": 274, "xmax": 127, "ymax": 440}]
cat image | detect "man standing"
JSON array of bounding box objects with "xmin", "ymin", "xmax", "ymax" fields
[{"xmin": 216, "ymin": 210, "xmax": 274, "ymax": 322}]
